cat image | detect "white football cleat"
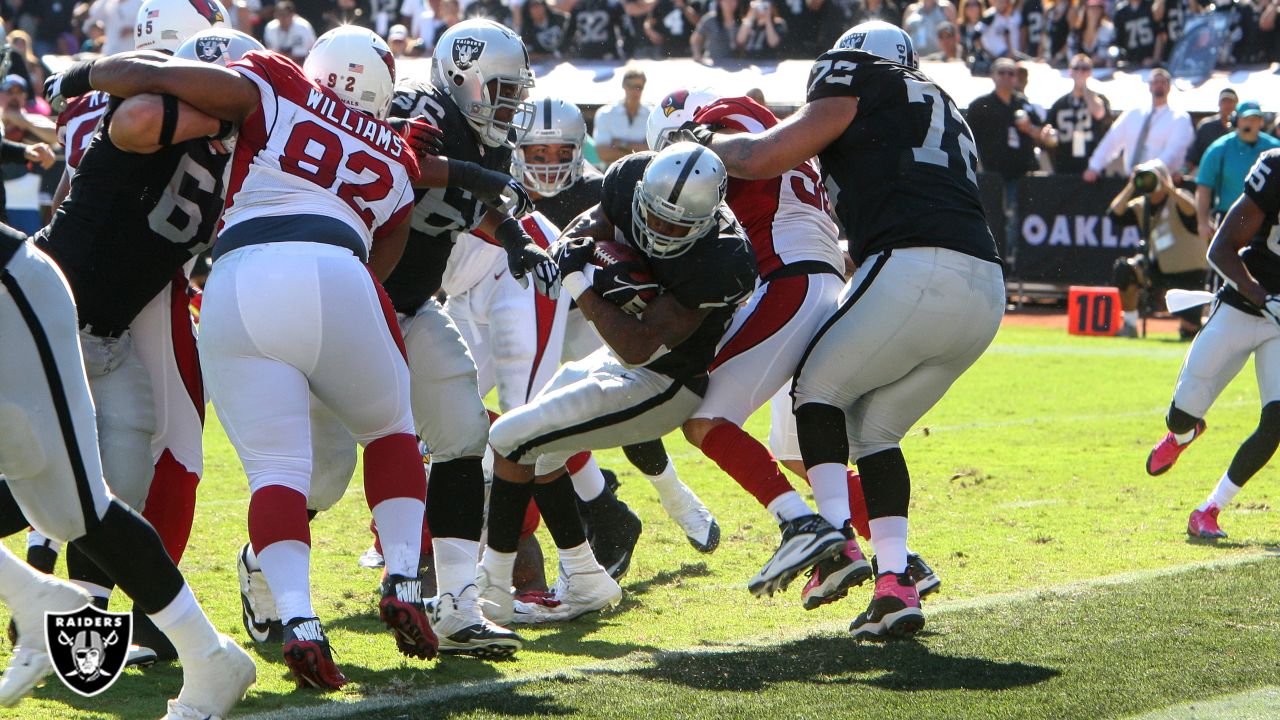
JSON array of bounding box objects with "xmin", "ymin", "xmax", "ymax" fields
[
  {"xmin": 357, "ymin": 544, "xmax": 385, "ymax": 569},
  {"xmin": 429, "ymin": 584, "xmax": 523, "ymax": 659},
  {"xmin": 475, "ymin": 566, "xmax": 514, "ymax": 627},
  {"xmin": 237, "ymin": 543, "xmax": 283, "ymax": 644},
  {"xmin": 652, "ymin": 479, "xmax": 720, "ymax": 553},
  {"xmin": 125, "ymin": 644, "xmax": 158, "ymax": 668},
  {"xmin": 519, "ymin": 567, "xmax": 621, "ymax": 624},
  {"xmin": 166, "ymin": 633, "xmax": 255, "ymax": 719},
  {"xmin": 748, "ymin": 514, "xmax": 845, "ymax": 597},
  {"xmin": 0, "ymin": 577, "xmax": 91, "ymax": 707}
]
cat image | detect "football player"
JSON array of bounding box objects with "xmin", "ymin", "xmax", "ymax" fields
[
  {"xmin": 479, "ymin": 143, "xmax": 759, "ymax": 623},
  {"xmin": 679, "ymin": 21, "xmax": 1004, "ymax": 639},
  {"xmin": 1147, "ymin": 148, "xmax": 1280, "ymax": 539},
  {"xmin": 0, "ymin": 222, "xmax": 255, "ymax": 718}
]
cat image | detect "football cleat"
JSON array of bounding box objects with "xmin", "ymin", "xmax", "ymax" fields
[
  {"xmin": 651, "ymin": 476, "xmax": 721, "ymax": 553},
  {"xmin": 237, "ymin": 543, "xmax": 283, "ymax": 644},
  {"xmin": 578, "ymin": 491, "xmax": 643, "ymax": 580},
  {"xmin": 476, "ymin": 566, "xmax": 516, "ymax": 626},
  {"xmin": 748, "ymin": 514, "xmax": 846, "ymax": 597},
  {"xmin": 849, "ymin": 572, "xmax": 925, "ymax": 641},
  {"xmin": 871, "ymin": 552, "xmax": 942, "ymax": 599},
  {"xmin": 1188, "ymin": 504, "xmax": 1228, "ymax": 539},
  {"xmin": 1146, "ymin": 420, "xmax": 1206, "ymax": 476},
  {"xmin": 0, "ymin": 577, "xmax": 91, "ymax": 706},
  {"xmin": 282, "ymin": 617, "xmax": 347, "ymax": 690},
  {"xmin": 125, "ymin": 644, "xmax": 159, "ymax": 668},
  {"xmin": 168, "ymin": 632, "xmax": 256, "ymax": 717},
  {"xmin": 429, "ymin": 584, "xmax": 523, "ymax": 659},
  {"xmin": 379, "ymin": 574, "xmax": 438, "ymax": 660},
  {"xmin": 801, "ymin": 536, "xmax": 872, "ymax": 610},
  {"xmin": 358, "ymin": 544, "xmax": 385, "ymax": 569},
  {"xmin": 516, "ymin": 567, "xmax": 621, "ymax": 624}
]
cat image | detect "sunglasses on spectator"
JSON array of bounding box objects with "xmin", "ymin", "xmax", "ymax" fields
[{"xmin": 1071, "ymin": 64, "xmax": 1091, "ymax": 71}]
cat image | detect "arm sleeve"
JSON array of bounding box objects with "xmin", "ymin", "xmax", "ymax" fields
[{"xmin": 0, "ymin": 140, "xmax": 28, "ymax": 164}]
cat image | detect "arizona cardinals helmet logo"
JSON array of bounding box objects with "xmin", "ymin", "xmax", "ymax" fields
[{"xmin": 661, "ymin": 90, "xmax": 689, "ymax": 117}]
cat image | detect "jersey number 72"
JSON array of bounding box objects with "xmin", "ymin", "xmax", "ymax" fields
[{"xmin": 904, "ymin": 78, "xmax": 979, "ymax": 188}]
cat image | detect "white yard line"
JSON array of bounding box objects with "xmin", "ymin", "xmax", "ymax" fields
[
  {"xmin": 239, "ymin": 552, "xmax": 1279, "ymax": 720},
  {"xmin": 1123, "ymin": 686, "xmax": 1280, "ymax": 720}
]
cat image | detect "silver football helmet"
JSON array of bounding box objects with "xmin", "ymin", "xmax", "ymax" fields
[
  {"xmin": 432, "ymin": 19, "xmax": 536, "ymax": 148},
  {"xmin": 645, "ymin": 88, "xmax": 720, "ymax": 152},
  {"xmin": 175, "ymin": 28, "xmax": 264, "ymax": 66},
  {"xmin": 834, "ymin": 20, "xmax": 918, "ymax": 69},
  {"xmin": 632, "ymin": 142, "xmax": 727, "ymax": 259},
  {"xmin": 514, "ymin": 96, "xmax": 586, "ymax": 197}
]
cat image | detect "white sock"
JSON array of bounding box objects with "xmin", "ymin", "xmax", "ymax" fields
[
  {"xmin": 1202, "ymin": 472, "xmax": 1242, "ymax": 511},
  {"xmin": 645, "ymin": 459, "xmax": 681, "ymax": 496},
  {"xmin": 558, "ymin": 541, "xmax": 600, "ymax": 576},
  {"xmin": 26, "ymin": 530, "xmax": 61, "ymax": 554},
  {"xmin": 256, "ymin": 539, "xmax": 315, "ymax": 622},
  {"xmin": 1173, "ymin": 428, "xmax": 1197, "ymax": 445},
  {"xmin": 569, "ymin": 457, "xmax": 606, "ymax": 502},
  {"xmin": 370, "ymin": 496, "xmax": 425, "ymax": 578},
  {"xmin": 767, "ymin": 490, "xmax": 813, "ymax": 523},
  {"xmin": 71, "ymin": 581, "xmax": 111, "ymax": 605},
  {"xmin": 1123, "ymin": 310, "xmax": 1138, "ymax": 325},
  {"xmin": 432, "ymin": 537, "xmax": 481, "ymax": 598},
  {"xmin": 479, "ymin": 548, "xmax": 516, "ymax": 590},
  {"xmin": 869, "ymin": 516, "xmax": 909, "ymax": 574},
  {"xmin": 147, "ymin": 583, "xmax": 219, "ymax": 661},
  {"xmin": 808, "ymin": 463, "xmax": 852, "ymax": 529}
]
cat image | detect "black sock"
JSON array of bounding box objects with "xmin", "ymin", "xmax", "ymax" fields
[
  {"xmin": 856, "ymin": 447, "xmax": 911, "ymax": 520},
  {"xmin": 71, "ymin": 500, "xmax": 183, "ymax": 615},
  {"xmin": 487, "ymin": 476, "xmax": 533, "ymax": 554},
  {"xmin": 0, "ymin": 481, "xmax": 31, "ymax": 539},
  {"xmin": 1166, "ymin": 403, "xmax": 1202, "ymax": 435},
  {"xmin": 1226, "ymin": 402, "xmax": 1280, "ymax": 487},
  {"xmin": 797, "ymin": 402, "xmax": 850, "ymax": 468},
  {"xmin": 534, "ymin": 472, "xmax": 588, "ymax": 551},
  {"xmin": 26, "ymin": 542, "xmax": 58, "ymax": 574},
  {"xmin": 622, "ymin": 440, "xmax": 669, "ymax": 476},
  {"xmin": 427, "ymin": 457, "xmax": 485, "ymax": 541},
  {"xmin": 66, "ymin": 541, "xmax": 116, "ymax": 598}
]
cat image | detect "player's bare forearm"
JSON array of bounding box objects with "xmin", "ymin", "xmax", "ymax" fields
[
  {"xmin": 708, "ymin": 96, "xmax": 855, "ymax": 180},
  {"xmin": 369, "ymin": 218, "xmax": 412, "ymax": 281},
  {"xmin": 576, "ymin": 290, "xmax": 705, "ymax": 366},
  {"xmin": 109, "ymin": 94, "xmax": 222, "ymax": 154},
  {"xmin": 1208, "ymin": 195, "xmax": 1268, "ymax": 305},
  {"xmin": 90, "ymin": 53, "xmax": 257, "ymax": 123}
]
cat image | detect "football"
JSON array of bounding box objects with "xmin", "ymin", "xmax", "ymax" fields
[{"xmin": 588, "ymin": 241, "xmax": 660, "ymax": 315}]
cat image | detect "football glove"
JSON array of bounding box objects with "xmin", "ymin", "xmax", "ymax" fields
[
  {"xmin": 1263, "ymin": 295, "xmax": 1280, "ymax": 328},
  {"xmin": 447, "ymin": 160, "xmax": 533, "ymax": 217},
  {"xmin": 674, "ymin": 120, "xmax": 716, "ymax": 147},
  {"xmin": 44, "ymin": 60, "xmax": 95, "ymax": 114},
  {"xmin": 550, "ymin": 236, "xmax": 594, "ymax": 277},
  {"xmin": 495, "ymin": 217, "xmax": 559, "ymax": 299},
  {"xmin": 387, "ymin": 117, "xmax": 446, "ymax": 157},
  {"xmin": 594, "ymin": 263, "xmax": 660, "ymax": 315}
]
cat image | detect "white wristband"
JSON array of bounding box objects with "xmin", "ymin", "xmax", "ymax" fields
[{"xmin": 562, "ymin": 271, "xmax": 589, "ymax": 301}]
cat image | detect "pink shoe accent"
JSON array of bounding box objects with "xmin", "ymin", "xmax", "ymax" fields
[
  {"xmin": 874, "ymin": 571, "xmax": 920, "ymax": 608},
  {"xmin": 1188, "ymin": 505, "xmax": 1228, "ymax": 539},
  {"xmin": 1146, "ymin": 420, "xmax": 1206, "ymax": 476}
]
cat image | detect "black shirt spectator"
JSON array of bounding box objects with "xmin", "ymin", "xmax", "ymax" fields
[
  {"xmin": 736, "ymin": 0, "xmax": 788, "ymax": 57},
  {"xmin": 565, "ymin": 0, "xmax": 630, "ymax": 58},
  {"xmin": 522, "ymin": 0, "xmax": 572, "ymax": 59},
  {"xmin": 1043, "ymin": 0, "xmax": 1075, "ymax": 63},
  {"xmin": 1022, "ymin": 0, "xmax": 1046, "ymax": 56},
  {"xmin": 774, "ymin": 0, "xmax": 832, "ymax": 57},
  {"xmin": 1112, "ymin": 0, "xmax": 1162, "ymax": 66},
  {"xmin": 645, "ymin": 0, "xmax": 702, "ymax": 56},
  {"xmin": 35, "ymin": 0, "xmax": 77, "ymax": 55},
  {"xmin": 1045, "ymin": 55, "xmax": 1113, "ymax": 173},
  {"xmin": 1186, "ymin": 89, "xmax": 1237, "ymax": 172},
  {"xmin": 967, "ymin": 60, "xmax": 1045, "ymax": 179}
]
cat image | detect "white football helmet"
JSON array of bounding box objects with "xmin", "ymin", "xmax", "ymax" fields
[
  {"xmin": 645, "ymin": 88, "xmax": 720, "ymax": 152},
  {"xmin": 514, "ymin": 96, "xmax": 586, "ymax": 197},
  {"xmin": 304, "ymin": 26, "xmax": 397, "ymax": 120},
  {"xmin": 135, "ymin": 0, "xmax": 228, "ymax": 54},
  {"xmin": 834, "ymin": 20, "xmax": 918, "ymax": 69},
  {"xmin": 432, "ymin": 19, "xmax": 535, "ymax": 148},
  {"xmin": 175, "ymin": 28, "xmax": 264, "ymax": 66},
  {"xmin": 632, "ymin": 142, "xmax": 727, "ymax": 259}
]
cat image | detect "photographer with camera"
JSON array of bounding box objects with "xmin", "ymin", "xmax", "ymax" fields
[
  {"xmin": 1195, "ymin": 101, "xmax": 1280, "ymax": 243},
  {"xmin": 736, "ymin": 0, "xmax": 788, "ymax": 58},
  {"xmin": 1109, "ymin": 160, "xmax": 1206, "ymax": 338}
]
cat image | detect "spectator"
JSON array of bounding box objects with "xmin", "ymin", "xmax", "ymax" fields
[
  {"xmin": 924, "ymin": 20, "xmax": 965, "ymax": 59},
  {"xmin": 1044, "ymin": 53, "xmax": 1113, "ymax": 173},
  {"xmin": 229, "ymin": 0, "xmax": 261, "ymax": 34},
  {"xmin": 967, "ymin": 57, "xmax": 1046, "ymax": 256},
  {"xmin": 465, "ymin": 0, "xmax": 515, "ymax": 27},
  {"xmin": 852, "ymin": 0, "xmax": 901, "ymax": 26},
  {"xmin": 0, "ymin": 75, "xmax": 55, "ymax": 146},
  {"xmin": 593, "ymin": 65, "xmax": 651, "ymax": 165},
  {"xmin": 1042, "ymin": 0, "xmax": 1077, "ymax": 65},
  {"xmin": 387, "ymin": 22, "xmax": 412, "ymax": 56},
  {"xmin": 562, "ymin": 0, "xmax": 630, "ymax": 59},
  {"xmin": 8, "ymin": 30, "xmax": 45, "ymax": 96},
  {"xmin": 736, "ymin": 0, "xmax": 788, "ymax": 57},
  {"xmin": 35, "ymin": 0, "xmax": 76, "ymax": 56},
  {"xmin": 645, "ymin": 0, "xmax": 701, "ymax": 56},
  {"xmin": 426, "ymin": 0, "xmax": 462, "ymax": 48},
  {"xmin": 1113, "ymin": 0, "xmax": 1163, "ymax": 67},
  {"xmin": 774, "ymin": 0, "xmax": 834, "ymax": 57},
  {"xmin": 1084, "ymin": 68, "xmax": 1193, "ymax": 182},
  {"xmin": 368, "ymin": 0, "xmax": 401, "ymax": 35},
  {"xmin": 1108, "ymin": 160, "xmax": 1205, "ymax": 338},
  {"xmin": 1195, "ymin": 100, "xmax": 1280, "ymax": 241},
  {"xmin": 904, "ymin": 0, "xmax": 958, "ymax": 56},
  {"xmin": 1069, "ymin": 0, "xmax": 1117, "ymax": 67},
  {"xmin": 1186, "ymin": 88, "xmax": 1237, "ymax": 174},
  {"xmin": 978, "ymin": 0, "xmax": 1023, "ymax": 58},
  {"xmin": 958, "ymin": 0, "xmax": 986, "ymax": 57},
  {"xmin": 1022, "ymin": 0, "xmax": 1047, "ymax": 58},
  {"xmin": 264, "ymin": 1, "xmax": 317, "ymax": 63},
  {"xmin": 522, "ymin": 0, "xmax": 570, "ymax": 59},
  {"xmin": 88, "ymin": 0, "xmax": 141, "ymax": 56},
  {"xmin": 1154, "ymin": 0, "xmax": 1198, "ymax": 49},
  {"xmin": 692, "ymin": 0, "xmax": 743, "ymax": 63}
]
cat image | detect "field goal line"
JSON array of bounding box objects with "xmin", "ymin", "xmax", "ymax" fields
[{"xmin": 240, "ymin": 551, "xmax": 1278, "ymax": 720}]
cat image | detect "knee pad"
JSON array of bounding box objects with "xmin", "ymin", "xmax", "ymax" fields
[
  {"xmin": 796, "ymin": 402, "xmax": 849, "ymax": 468},
  {"xmin": 1166, "ymin": 403, "xmax": 1203, "ymax": 435},
  {"xmin": 622, "ymin": 440, "xmax": 669, "ymax": 476}
]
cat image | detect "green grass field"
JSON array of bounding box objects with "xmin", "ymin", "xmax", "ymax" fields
[{"xmin": 3, "ymin": 322, "xmax": 1279, "ymax": 719}]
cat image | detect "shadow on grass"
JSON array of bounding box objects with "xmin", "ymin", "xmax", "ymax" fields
[{"xmin": 1183, "ymin": 537, "xmax": 1280, "ymax": 552}]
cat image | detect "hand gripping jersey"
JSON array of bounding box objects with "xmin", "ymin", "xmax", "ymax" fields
[
  {"xmin": 601, "ymin": 152, "xmax": 759, "ymax": 389},
  {"xmin": 806, "ymin": 49, "xmax": 1001, "ymax": 267},
  {"xmin": 55, "ymin": 91, "xmax": 110, "ymax": 177},
  {"xmin": 222, "ymin": 51, "xmax": 420, "ymax": 253},
  {"xmin": 36, "ymin": 98, "xmax": 230, "ymax": 337},
  {"xmin": 694, "ymin": 97, "xmax": 843, "ymax": 279},
  {"xmin": 1220, "ymin": 149, "xmax": 1280, "ymax": 314},
  {"xmin": 382, "ymin": 78, "xmax": 515, "ymax": 313}
]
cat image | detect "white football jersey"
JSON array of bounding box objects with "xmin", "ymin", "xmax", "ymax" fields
[{"xmin": 441, "ymin": 212, "xmax": 560, "ymax": 296}]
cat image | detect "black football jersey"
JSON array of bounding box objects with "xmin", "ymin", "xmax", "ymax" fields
[
  {"xmin": 534, "ymin": 165, "xmax": 604, "ymax": 231},
  {"xmin": 383, "ymin": 79, "xmax": 514, "ymax": 314},
  {"xmin": 806, "ymin": 49, "xmax": 1000, "ymax": 267},
  {"xmin": 36, "ymin": 99, "xmax": 228, "ymax": 337},
  {"xmin": 568, "ymin": 0, "xmax": 627, "ymax": 59},
  {"xmin": 1113, "ymin": 0, "xmax": 1160, "ymax": 64},
  {"xmin": 1046, "ymin": 92, "xmax": 1113, "ymax": 175},
  {"xmin": 1220, "ymin": 149, "xmax": 1280, "ymax": 313},
  {"xmin": 601, "ymin": 153, "xmax": 758, "ymax": 388}
]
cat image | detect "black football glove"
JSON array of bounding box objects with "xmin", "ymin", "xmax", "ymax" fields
[
  {"xmin": 594, "ymin": 262, "xmax": 660, "ymax": 315},
  {"xmin": 387, "ymin": 117, "xmax": 446, "ymax": 157},
  {"xmin": 495, "ymin": 217, "xmax": 559, "ymax": 298},
  {"xmin": 674, "ymin": 120, "xmax": 716, "ymax": 147},
  {"xmin": 551, "ymin": 236, "xmax": 595, "ymax": 277},
  {"xmin": 448, "ymin": 159, "xmax": 534, "ymax": 217},
  {"xmin": 44, "ymin": 60, "xmax": 96, "ymax": 114}
]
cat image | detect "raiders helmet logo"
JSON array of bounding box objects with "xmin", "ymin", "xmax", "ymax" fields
[
  {"xmin": 187, "ymin": 0, "xmax": 226, "ymax": 24},
  {"xmin": 194, "ymin": 35, "xmax": 231, "ymax": 63},
  {"xmin": 661, "ymin": 90, "xmax": 690, "ymax": 117},
  {"xmin": 452, "ymin": 37, "xmax": 486, "ymax": 70},
  {"xmin": 45, "ymin": 604, "xmax": 132, "ymax": 697},
  {"xmin": 840, "ymin": 32, "xmax": 866, "ymax": 49}
]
